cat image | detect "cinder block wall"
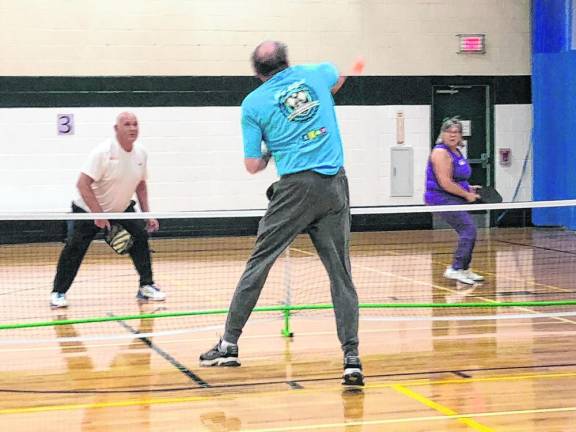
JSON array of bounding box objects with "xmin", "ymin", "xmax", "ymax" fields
[{"xmin": 0, "ymin": 0, "xmax": 532, "ymax": 212}]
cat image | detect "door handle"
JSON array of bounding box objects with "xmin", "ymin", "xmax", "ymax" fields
[{"xmin": 467, "ymin": 153, "xmax": 490, "ymax": 168}]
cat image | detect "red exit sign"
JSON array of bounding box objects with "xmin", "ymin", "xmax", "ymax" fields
[{"xmin": 458, "ymin": 34, "xmax": 485, "ymax": 54}]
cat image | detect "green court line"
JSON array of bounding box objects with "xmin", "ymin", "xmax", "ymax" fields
[{"xmin": 2, "ymin": 301, "xmax": 576, "ymax": 331}]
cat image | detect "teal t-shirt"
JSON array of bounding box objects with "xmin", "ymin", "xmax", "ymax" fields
[{"xmin": 241, "ymin": 63, "xmax": 344, "ymax": 176}]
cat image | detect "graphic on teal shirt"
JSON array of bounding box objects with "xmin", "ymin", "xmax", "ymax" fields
[{"xmin": 277, "ymin": 81, "xmax": 320, "ymax": 122}]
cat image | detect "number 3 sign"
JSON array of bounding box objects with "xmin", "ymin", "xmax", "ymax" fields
[{"xmin": 57, "ymin": 114, "xmax": 74, "ymax": 135}]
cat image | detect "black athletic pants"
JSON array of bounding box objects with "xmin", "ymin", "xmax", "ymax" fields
[{"xmin": 52, "ymin": 201, "xmax": 154, "ymax": 294}]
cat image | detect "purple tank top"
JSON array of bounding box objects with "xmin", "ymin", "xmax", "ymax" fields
[{"xmin": 424, "ymin": 143, "xmax": 471, "ymax": 205}]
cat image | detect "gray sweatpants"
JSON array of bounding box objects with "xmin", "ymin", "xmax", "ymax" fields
[{"xmin": 223, "ymin": 168, "xmax": 359, "ymax": 356}]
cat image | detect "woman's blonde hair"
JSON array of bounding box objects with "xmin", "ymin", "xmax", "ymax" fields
[{"xmin": 436, "ymin": 117, "xmax": 464, "ymax": 145}]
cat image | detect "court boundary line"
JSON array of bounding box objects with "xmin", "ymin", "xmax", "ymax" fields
[
  {"xmin": 4, "ymin": 309, "xmax": 576, "ymax": 345},
  {"xmin": 392, "ymin": 384, "xmax": 495, "ymax": 431},
  {"xmin": 3, "ymin": 310, "xmax": 576, "ymax": 345},
  {"xmin": 2, "ymin": 369, "xmax": 576, "ymax": 416},
  {"xmin": 291, "ymin": 246, "xmax": 576, "ymax": 325},
  {"xmin": 2, "ymin": 364, "xmax": 576, "ymax": 396},
  {"xmin": 294, "ymin": 242, "xmax": 576, "ymax": 327},
  {"xmin": 232, "ymin": 406, "xmax": 576, "ymax": 432},
  {"xmin": 112, "ymin": 313, "xmax": 211, "ymax": 388},
  {"xmin": 496, "ymin": 238, "xmax": 576, "ymax": 257},
  {"xmin": 3, "ymin": 227, "xmax": 576, "ymax": 343},
  {"xmin": 0, "ymin": 316, "xmax": 567, "ymax": 351}
]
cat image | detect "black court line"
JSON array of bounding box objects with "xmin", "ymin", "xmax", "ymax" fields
[
  {"xmin": 3, "ymin": 361, "xmax": 576, "ymax": 395},
  {"xmin": 498, "ymin": 291, "xmax": 576, "ymax": 297},
  {"xmin": 451, "ymin": 371, "xmax": 472, "ymax": 378},
  {"xmin": 111, "ymin": 313, "xmax": 211, "ymax": 388},
  {"xmin": 286, "ymin": 381, "xmax": 304, "ymax": 389},
  {"xmin": 495, "ymin": 239, "xmax": 576, "ymax": 256}
]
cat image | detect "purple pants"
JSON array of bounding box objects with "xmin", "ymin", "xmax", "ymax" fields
[{"xmin": 425, "ymin": 192, "xmax": 477, "ymax": 270}]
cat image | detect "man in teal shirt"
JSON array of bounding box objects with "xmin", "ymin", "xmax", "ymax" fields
[{"xmin": 200, "ymin": 41, "xmax": 365, "ymax": 387}]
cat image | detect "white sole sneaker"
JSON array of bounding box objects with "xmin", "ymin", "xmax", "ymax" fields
[
  {"xmin": 199, "ymin": 357, "xmax": 241, "ymax": 367},
  {"xmin": 443, "ymin": 267, "xmax": 475, "ymax": 285},
  {"xmin": 464, "ymin": 269, "xmax": 485, "ymax": 282},
  {"xmin": 342, "ymin": 368, "xmax": 365, "ymax": 387},
  {"xmin": 50, "ymin": 293, "xmax": 68, "ymax": 308},
  {"xmin": 137, "ymin": 284, "xmax": 166, "ymax": 302}
]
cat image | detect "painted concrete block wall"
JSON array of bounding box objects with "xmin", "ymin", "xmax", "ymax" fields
[
  {"xmin": 0, "ymin": 106, "xmax": 429, "ymax": 212},
  {"xmin": 0, "ymin": 105, "xmax": 528, "ymax": 212},
  {"xmin": 494, "ymin": 104, "xmax": 533, "ymax": 202},
  {"xmin": 0, "ymin": 0, "xmax": 532, "ymax": 213},
  {"xmin": 0, "ymin": 0, "xmax": 530, "ymax": 76}
]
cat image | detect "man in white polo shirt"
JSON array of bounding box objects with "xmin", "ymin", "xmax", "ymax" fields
[{"xmin": 51, "ymin": 112, "xmax": 165, "ymax": 308}]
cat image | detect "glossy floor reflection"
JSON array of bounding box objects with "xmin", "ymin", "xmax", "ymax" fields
[
  {"xmin": 2, "ymin": 314, "xmax": 576, "ymax": 431},
  {"xmin": 1, "ymin": 227, "xmax": 576, "ymax": 430}
]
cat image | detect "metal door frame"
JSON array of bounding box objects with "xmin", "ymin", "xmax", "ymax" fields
[
  {"xmin": 431, "ymin": 84, "xmax": 493, "ymax": 187},
  {"xmin": 431, "ymin": 84, "xmax": 494, "ymax": 228}
]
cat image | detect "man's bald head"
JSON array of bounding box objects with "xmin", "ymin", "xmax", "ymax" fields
[
  {"xmin": 114, "ymin": 112, "xmax": 139, "ymax": 149},
  {"xmin": 116, "ymin": 111, "xmax": 137, "ymax": 126},
  {"xmin": 251, "ymin": 41, "xmax": 289, "ymax": 80}
]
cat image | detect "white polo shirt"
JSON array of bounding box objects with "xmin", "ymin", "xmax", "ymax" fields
[{"xmin": 74, "ymin": 138, "xmax": 148, "ymax": 213}]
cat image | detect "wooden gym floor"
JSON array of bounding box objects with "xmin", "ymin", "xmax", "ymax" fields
[{"xmin": 1, "ymin": 227, "xmax": 576, "ymax": 431}]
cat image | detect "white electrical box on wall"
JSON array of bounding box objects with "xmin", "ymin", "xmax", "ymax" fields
[{"xmin": 391, "ymin": 146, "xmax": 413, "ymax": 197}]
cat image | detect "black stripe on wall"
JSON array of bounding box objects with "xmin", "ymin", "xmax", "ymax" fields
[
  {"xmin": 0, "ymin": 213, "xmax": 432, "ymax": 245},
  {"xmin": 1, "ymin": 209, "xmax": 534, "ymax": 245},
  {"xmin": 0, "ymin": 75, "xmax": 531, "ymax": 108}
]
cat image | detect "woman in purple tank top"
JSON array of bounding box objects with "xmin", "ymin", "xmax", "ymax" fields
[{"xmin": 425, "ymin": 118, "xmax": 484, "ymax": 285}]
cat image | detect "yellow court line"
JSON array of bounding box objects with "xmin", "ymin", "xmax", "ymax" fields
[
  {"xmin": 375, "ymin": 370, "xmax": 576, "ymax": 389},
  {"xmin": 392, "ymin": 384, "xmax": 495, "ymax": 431},
  {"xmin": 4, "ymin": 396, "xmax": 576, "ymax": 432},
  {"xmin": 239, "ymin": 406, "xmax": 576, "ymax": 432},
  {"xmin": 3, "ymin": 370, "xmax": 576, "ymax": 416}
]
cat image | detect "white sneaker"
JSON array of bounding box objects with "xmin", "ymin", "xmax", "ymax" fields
[
  {"xmin": 50, "ymin": 292, "xmax": 68, "ymax": 308},
  {"xmin": 443, "ymin": 267, "xmax": 475, "ymax": 285},
  {"xmin": 137, "ymin": 284, "xmax": 166, "ymax": 302},
  {"xmin": 463, "ymin": 269, "xmax": 485, "ymax": 282}
]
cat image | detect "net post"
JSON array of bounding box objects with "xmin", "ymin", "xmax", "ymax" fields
[
  {"xmin": 281, "ymin": 306, "xmax": 293, "ymax": 337},
  {"xmin": 281, "ymin": 247, "xmax": 294, "ymax": 337}
]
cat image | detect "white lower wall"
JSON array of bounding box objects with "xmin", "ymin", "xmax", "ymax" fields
[
  {"xmin": 0, "ymin": 104, "xmax": 530, "ymax": 212},
  {"xmin": 494, "ymin": 104, "xmax": 533, "ymax": 202},
  {"xmin": 340, "ymin": 105, "xmax": 430, "ymax": 207}
]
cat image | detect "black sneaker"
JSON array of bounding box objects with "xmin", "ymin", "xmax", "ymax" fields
[
  {"xmin": 199, "ymin": 339, "xmax": 241, "ymax": 367},
  {"xmin": 342, "ymin": 354, "xmax": 364, "ymax": 387}
]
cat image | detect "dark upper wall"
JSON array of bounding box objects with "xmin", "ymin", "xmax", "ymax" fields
[{"xmin": 0, "ymin": 76, "xmax": 531, "ymax": 108}]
